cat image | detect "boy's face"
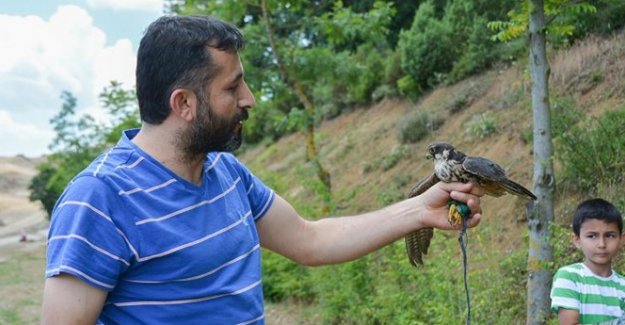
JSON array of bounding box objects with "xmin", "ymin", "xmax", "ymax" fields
[{"xmin": 574, "ymin": 218, "xmax": 625, "ymax": 273}]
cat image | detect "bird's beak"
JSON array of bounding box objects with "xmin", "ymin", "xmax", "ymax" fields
[{"xmin": 426, "ymin": 153, "xmax": 433, "ymax": 160}]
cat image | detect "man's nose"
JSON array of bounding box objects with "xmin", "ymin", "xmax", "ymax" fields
[{"xmin": 239, "ymin": 81, "xmax": 256, "ymax": 110}]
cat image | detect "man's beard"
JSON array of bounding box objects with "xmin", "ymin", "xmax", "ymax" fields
[{"xmin": 177, "ymin": 96, "xmax": 247, "ymax": 161}]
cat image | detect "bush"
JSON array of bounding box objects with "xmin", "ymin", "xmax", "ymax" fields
[
  {"xmin": 398, "ymin": 1, "xmax": 454, "ymax": 89},
  {"xmin": 466, "ymin": 114, "xmax": 498, "ymax": 138},
  {"xmin": 557, "ymin": 106, "xmax": 625, "ymax": 190},
  {"xmin": 261, "ymin": 250, "xmax": 314, "ymax": 302},
  {"xmin": 397, "ymin": 111, "xmax": 444, "ymax": 144}
]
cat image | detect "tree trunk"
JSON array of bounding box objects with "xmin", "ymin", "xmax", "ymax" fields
[
  {"xmin": 527, "ymin": 0, "xmax": 555, "ymax": 324},
  {"xmin": 260, "ymin": 0, "xmax": 332, "ymax": 213}
]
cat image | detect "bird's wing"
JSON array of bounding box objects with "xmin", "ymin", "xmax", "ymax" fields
[
  {"xmin": 404, "ymin": 173, "xmax": 439, "ymax": 266},
  {"xmin": 462, "ymin": 156, "xmax": 506, "ymax": 181},
  {"xmin": 464, "ymin": 156, "xmax": 536, "ymax": 200},
  {"xmin": 408, "ymin": 172, "xmax": 440, "ymax": 197}
]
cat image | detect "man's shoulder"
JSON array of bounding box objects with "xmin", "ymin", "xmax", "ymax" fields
[{"xmin": 70, "ymin": 146, "xmax": 145, "ymax": 191}]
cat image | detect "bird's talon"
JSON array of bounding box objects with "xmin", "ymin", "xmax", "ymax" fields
[{"xmin": 447, "ymin": 200, "xmax": 471, "ymax": 226}]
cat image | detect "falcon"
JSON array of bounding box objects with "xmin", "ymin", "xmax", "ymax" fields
[{"xmin": 405, "ymin": 142, "xmax": 536, "ymax": 266}]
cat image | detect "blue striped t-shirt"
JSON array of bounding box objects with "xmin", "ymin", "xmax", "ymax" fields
[{"xmin": 46, "ymin": 129, "xmax": 275, "ymax": 324}]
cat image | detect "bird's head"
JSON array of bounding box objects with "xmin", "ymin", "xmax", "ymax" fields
[{"xmin": 426, "ymin": 142, "xmax": 465, "ymax": 163}]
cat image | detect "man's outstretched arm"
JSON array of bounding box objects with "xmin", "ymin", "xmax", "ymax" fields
[{"xmin": 256, "ymin": 181, "xmax": 483, "ymax": 266}]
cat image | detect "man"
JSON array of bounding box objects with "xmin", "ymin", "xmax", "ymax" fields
[{"xmin": 41, "ymin": 15, "xmax": 484, "ymax": 324}]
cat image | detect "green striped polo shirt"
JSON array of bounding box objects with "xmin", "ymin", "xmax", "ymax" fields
[{"xmin": 551, "ymin": 263, "xmax": 625, "ymax": 324}]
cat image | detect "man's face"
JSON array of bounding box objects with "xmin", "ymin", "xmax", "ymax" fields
[
  {"xmin": 178, "ymin": 49, "xmax": 255, "ymax": 157},
  {"xmin": 574, "ymin": 218, "xmax": 625, "ymax": 274}
]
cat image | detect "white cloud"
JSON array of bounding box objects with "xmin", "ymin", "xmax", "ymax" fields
[
  {"xmin": 0, "ymin": 110, "xmax": 54, "ymax": 157},
  {"xmin": 87, "ymin": 0, "xmax": 163, "ymax": 13},
  {"xmin": 0, "ymin": 5, "xmax": 138, "ymax": 157}
]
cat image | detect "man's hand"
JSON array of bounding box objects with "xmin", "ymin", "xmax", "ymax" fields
[{"xmin": 413, "ymin": 181, "xmax": 484, "ymax": 231}]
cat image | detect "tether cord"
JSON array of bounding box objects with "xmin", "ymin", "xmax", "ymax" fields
[{"xmin": 459, "ymin": 217, "xmax": 470, "ymax": 325}]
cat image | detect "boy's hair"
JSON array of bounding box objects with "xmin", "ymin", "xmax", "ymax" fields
[
  {"xmin": 136, "ymin": 15, "xmax": 245, "ymax": 124},
  {"xmin": 572, "ymin": 198, "xmax": 623, "ymax": 236}
]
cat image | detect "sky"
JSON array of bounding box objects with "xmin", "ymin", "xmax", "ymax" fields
[{"xmin": 0, "ymin": 0, "xmax": 165, "ymax": 157}]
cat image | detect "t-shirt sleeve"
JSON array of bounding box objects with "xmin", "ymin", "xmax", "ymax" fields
[
  {"xmin": 45, "ymin": 175, "xmax": 134, "ymax": 292},
  {"xmin": 225, "ymin": 154, "xmax": 275, "ymax": 222},
  {"xmin": 551, "ymin": 266, "xmax": 581, "ymax": 313}
]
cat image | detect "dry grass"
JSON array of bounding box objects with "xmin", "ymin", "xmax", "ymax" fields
[{"xmin": 551, "ymin": 32, "xmax": 625, "ymax": 97}]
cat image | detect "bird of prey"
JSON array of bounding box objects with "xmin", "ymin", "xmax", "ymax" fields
[{"xmin": 405, "ymin": 142, "xmax": 536, "ymax": 266}]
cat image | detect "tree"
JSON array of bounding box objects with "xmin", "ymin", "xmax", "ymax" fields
[
  {"xmin": 259, "ymin": 0, "xmax": 335, "ymax": 212},
  {"xmin": 29, "ymin": 83, "xmax": 140, "ymax": 218},
  {"xmin": 489, "ymin": 1, "xmax": 596, "ymax": 323}
]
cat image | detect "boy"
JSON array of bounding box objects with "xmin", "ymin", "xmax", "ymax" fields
[{"xmin": 551, "ymin": 198, "xmax": 625, "ymax": 324}]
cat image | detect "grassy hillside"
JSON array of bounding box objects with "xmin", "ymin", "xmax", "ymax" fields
[{"xmin": 239, "ymin": 30, "xmax": 625, "ymax": 323}]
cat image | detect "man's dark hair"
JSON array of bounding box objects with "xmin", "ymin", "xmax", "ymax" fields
[
  {"xmin": 572, "ymin": 198, "xmax": 623, "ymax": 235},
  {"xmin": 136, "ymin": 15, "xmax": 245, "ymax": 124}
]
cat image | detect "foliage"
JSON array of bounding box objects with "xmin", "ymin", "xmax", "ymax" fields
[
  {"xmin": 28, "ymin": 163, "xmax": 58, "ymax": 217},
  {"xmin": 488, "ymin": 0, "xmax": 597, "ymax": 43},
  {"xmin": 376, "ymin": 174, "xmax": 410, "ymax": 205},
  {"xmin": 398, "ymin": 1, "xmax": 453, "ymax": 89},
  {"xmin": 261, "ymin": 250, "xmax": 314, "ymax": 302},
  {"xmin": 523, "ymin": 96, "xmax": 583, "ymax": 146},
  {"xmin": 29, "ymin": 83, "xmax": 140, "ymax": 218},
  {"xmin": 466, "ymin": 113, "xmax": 498, "ymax": 138},
  {"xmin": 444, "ymin": 0, "xmax": 517, "ymax": 82},
  {"xmin": 308, "ymin": 227, "xmax": 528, "ymax": 324},
  {"xmin": 550, "ymin": 96, "xmax": 582, "ymax": 138},
  {"xmin": 563, "ymin": 0, "xmax": 625, "ymax": 40},
  {"xmin": 397, "ymin": 111, "xmax": 444, "ymax": 144},
  {"xmin": 557, "ymin": 106, "xmax": 625, "ymax": 190}
]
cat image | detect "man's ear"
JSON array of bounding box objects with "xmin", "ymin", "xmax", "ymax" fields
[{"xmin": 169, "ymin": 89, "xmax": 197, "ymax": 122}]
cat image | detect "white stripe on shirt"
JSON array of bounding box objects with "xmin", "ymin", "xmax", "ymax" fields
[
  {"xmin": 204, "ymin": 153, "xmax": 223, "ymax": 174},
  {"xmin": 49, "ymin": 234, "xmax": 130, "ymax": 266},
  {"xmin": 135, "ymin": 177, "xmax": 241, "ymax": 225},
  {"xmin": 48, "ymin": 265, "xmax": 116, "ymax": 290},
  {"xmin": 93, "ymin": 149, "xmax": 113, "ymax": 177},
  {"xmin": 126, "ymin": 243, "xmax": 260, "ymax": 283},
  {"xmin": 118, "ymin": 178, "xmax": 177, "ymax": 196},
  {"xmin": 138, "ymin": 210, "xmax": 252, "ymax": 262},
  {"xmin": 111, "ymin": 279, "xmax": 262, "ymax": 307},
  {"xmin": 59, "ymin": 201, "xmax": 113, "ymax": 222},
  {"xmin": 115, "ymin": 156, "xmax": 144, "ymax": 169}
]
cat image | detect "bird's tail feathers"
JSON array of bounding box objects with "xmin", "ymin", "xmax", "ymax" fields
[{"xmin": 501, "ymin": 179, "xmax": 536, "ymax": 200}]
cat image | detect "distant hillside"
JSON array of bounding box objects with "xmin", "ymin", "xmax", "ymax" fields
[{"xmin": 0, "ymin": 155, "xmax": 48, "ymax": 238}]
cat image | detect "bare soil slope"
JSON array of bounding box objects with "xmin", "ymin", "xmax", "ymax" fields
[{"xmin": 0, "ymin": 155, "xmax": 48, "ymax": 241}]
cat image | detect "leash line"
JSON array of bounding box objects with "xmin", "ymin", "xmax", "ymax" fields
[{"xmin": 459, "ymin": 217, "xmax": 470, "ymax": 325}]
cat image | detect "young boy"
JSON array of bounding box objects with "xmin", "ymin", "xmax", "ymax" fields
[{"xmin": 551, "ymin": 198, "xmax": 625, "ymax": 324}]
